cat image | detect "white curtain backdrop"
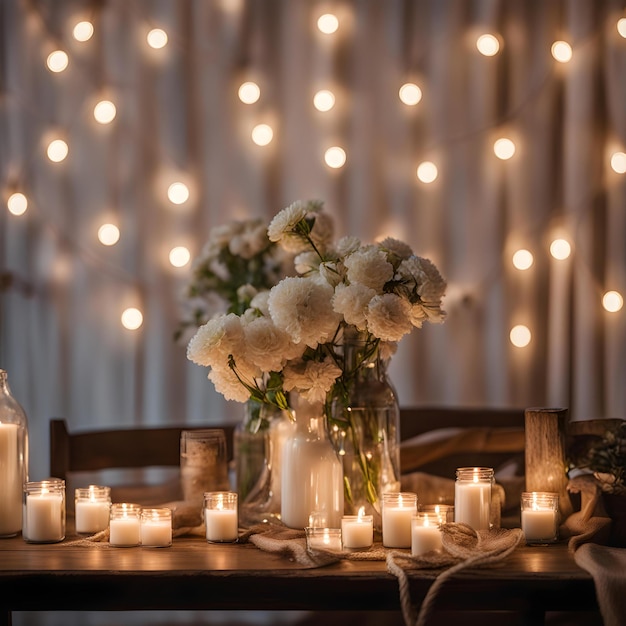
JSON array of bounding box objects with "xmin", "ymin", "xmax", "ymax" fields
[{"xmin": 1, "ymin": 0, "xmax": 625, "ymax": 488}]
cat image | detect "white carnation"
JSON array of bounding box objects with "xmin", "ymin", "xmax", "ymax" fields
[
  {"xmin": 267, "ymin": 201, "xmax": 309, "ymax": 253},
  {"xmin": 378, "ymin": 237, "xmax": 413, "ymax": 260},
  {"xmin": 268, "ymin": 276, "xmax": 341, "ymax": 347},
  {"xmin": 242, "ymin": 316, "xmax": 299, "ymax": 372},
  {"xmin": 283, "ymin": 358, "xmax": 342, "ymax": 404},
  {"xmin": 332, "ymin": 283, "xmax": 376, "ymax": 330},
  {"xmin": 249, "ymin": 290, "xmax": 271, "ymax": 316},
  {"xmin": 208, "ymin": 367, "xmax": 252, "ymax": 403},
  {"xmin": 335, "ymin": 236, "xmax": 361, "ymax": 257},
  {"xmin": 294, "ymin": 251, "xmax": 321, "ymax": 275},
  {"xmin": 229, "ymin": 220, "xmax": 269, "ymax": 259},
  {"xmin": 186, "ymin": 313, "xmax": 244, "ymax": 368},
  {"xmin": 344, "ymin": 246, "xmax": 394, "ymax": 292},
  {"xmin": 309, "ymin": 212, "xmax": 334, "ymax": 249},
  {"xmin": 366, "ymin": 293, "xmax": 413, "ymax": 341}
]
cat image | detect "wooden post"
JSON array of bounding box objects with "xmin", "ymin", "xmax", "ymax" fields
[{"xmin": 524, "ymin": 407, "xmax": 573, "ymax": 520}]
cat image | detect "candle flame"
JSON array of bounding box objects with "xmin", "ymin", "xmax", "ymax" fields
[
  {"xmin": 357, "ymin": 506, "xmax": 365, "ymax": 521},
  {"xmin": 473, "ymin": 468, "xmax": 479, "ymax": 483}
]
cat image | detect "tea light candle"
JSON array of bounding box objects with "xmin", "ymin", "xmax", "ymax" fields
[
  {"xmin": 382, "ymin": 492, "xmax": 417, "ymax": 548},
  {"xmin": 521, "ymin": 492, "xmax": 559, "ymax": 544},
  {"xmin": 23, "ymin": 479, "xmax": 66, "ymax": 543},
  {"xmin": 411, "ymin": 513, "xmax": 443, "ymax": 556},
  {"xmin": 75, "ymin": 486, "xmax": 111, "ymax": 535},
  {"xmin": 419, "ymin": 504, "xmax": 454, "ymax": 524},
  {"xmin": 204, "ymin": 491, "xmax": 238, "ymax": 543},
  {"xmin": 454, "ymin": 467, "xmax": 493, "ymax": 531},
  {"xmin": 305, "ymin": 527, "xmax": 343, "ymax": 552},
  {"xmin": 341, "ymin": 506, "xmax": 373, "ymax": 550},
  {"xmin": 109, "ymin": 503, "xmax": 142, "ymax": 547},
  {"xmin": 141, "ymin": 508, "xmax": 172, "ymax": 547}
]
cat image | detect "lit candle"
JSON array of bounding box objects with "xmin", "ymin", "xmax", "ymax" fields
[
  {"xmin": 454, "ymin": 467, "xmax": 493, "ymax": 531},
  {"xmin": 411, "ymin": 513, "xmax": 443, "ymax": 556},
  {"xmin": 521, "ymin": 492, "xmax": 558, "ymax": 544},
  {"xmin": 140, "ymin": 508, "xmax": 172, "ymax": 547},
  {"xmin": 382, "ymin": 492, "xmax": 417, "ymax": 548},
  {"xmin": 204, "ymin": 491, "xmax": 238, "ymax": 543},
  {"xmin": 305, "ymin": 527, "xmax": 343, "ymax": 552},
  {"xmin": 75, "ymin": 486, "xmax": 111, "ymax": 535},
  {"xmin": 419, "ymin": 503, "xmax": 454, "ymax": 524},
  {"xmin": 109, "ymin": 503, "xmax": 141, "ymax": 547},
  {"xmin": 0, "ymin": 423, "xmax": 22, "ymax": 537},
  {"xmin": 342, "ymin": 506, "xmax": 373, "ymax": 550},
  {"xmin": 23, "ymin": 479, "xmax": 66, "ymax": 543}
]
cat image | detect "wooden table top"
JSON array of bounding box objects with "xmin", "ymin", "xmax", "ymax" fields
[{"xmin": 0, "ymin": 528, "xmax": 598, "ymax": 618}]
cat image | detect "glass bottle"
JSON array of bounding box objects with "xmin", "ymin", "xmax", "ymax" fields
[
  {"xmin": 281, "ymin": 397, "xmax": 344, "ymax": 529},
  {"xmin": 0, "ymin": 369, "xmax": 29, "ymax": 537},
  {"xmin": 328, "ymin": 329, "xmax": 401, "ymax": 530}
]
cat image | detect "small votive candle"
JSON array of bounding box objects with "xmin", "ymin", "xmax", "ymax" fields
[
  {"xmin": 23, "ymin": 479, "xmax": 66, "ymax": 544},
  {"xmin": 305, "ymin": 527, "xmax": 343, "ymax": 552},
  {"xmin": 140, "ymin": 508, "xmax": 172, "ymax": 547},
  {"xmin": 109, "ymin": 503, "xmax": 142, "ymax": 547},
  {"xmin": 75, "ymin": 485, "xmax": 111, "ymax": 535},
  {"xmin": 411, "ymin": 512, "xmax": 443, "ymax": 556},
  {"xmin": 342, "ymin": 506, "xmax": 373, "ymax": 550},
  {"xmin": 454, "ymin": 467, "xmax": 494, "ymax": 531},
  {"xmin": 204, "ymin": 491, "xmax": 238, "ymax": 543},
  {"xmin": 382, "ymin": 492, "xmax": 417, "ymax": 548},
  {"xmin": 521, "ymin": 492, "xmax": 559, "ymax": 544},
  {"xmin": 419, "ymin": 504, "xmax": 454, "ymax": 524}
]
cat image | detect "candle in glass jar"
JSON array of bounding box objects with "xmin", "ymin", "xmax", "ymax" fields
[
  {"xmin": 454, "ymin": 467, "xmax": 493, "ymax": 531},
  {"xmin": 341, "ymin": 506, "xmax": 373, "ymax": 550},
  {"xmin": 140, "ymin": 508, "xmax": 172, "ymax": 547},
  {"xmin": 109, "ymin": 503, "xmax": 141, "ymax": 547},
  {"xmin": 204, "ymin": 492, "xmax": 238, "ymax": 543},
  {"xmin": 75, "ymin": 486, "xmax": 111, "ymax": 535},
  {"xmin": 521, "ymin": 492, "xmax": 558, "ymax": 544},
  {"xmin": 23, "ymin": 479, "xmax": 66, "ymax": 543},
  {"xmin": 382, "ymin": 492, "xmax": 417, "ymax": 548},
  {"xmin": 411, "ymin": 513, "xmax": 443, "ymax": 556},
  {"xmin": 305, "ymin": 527, "xmax": 342, "ymax": 552}
]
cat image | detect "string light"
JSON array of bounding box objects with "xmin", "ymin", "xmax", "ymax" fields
[
  {"xmin": 313, "ymin": 89, "xmax": 335, "ymax": 112},
  {"xmin": 167, "ymin": 182, "xmax": 190, "ymax": 205},
  {"xmin": 550, "ymin": 238, "xmax": 572, "ymax": 260},
  {"xmin": 7, "ymin": 192, "xmax": 28, "ymax": 216},
  {"xmin": 169, "ymin": 246, "xmax": 191, "ymax": 268},
  {"xmin": 617, "ymin": 18, "xmax": 626, "ymax": 38},
  {"xmin": 476, "ymin": 34, "xmax": 500, "ymax": 56},
  {"xmin": 93, "ymin": 100, "xmax": 117, "ymax": 124},
  {"xmin": 46, "ymin": 139, "xmax": 69, "ymax": 162},
  {"xmin": 603, "ymin": 291, "xmax": 624, "ymax": 313},
  {"xmin": 317, "ymin": 13, "xmax": 339, "ymax": 34},
  {"xmin": 512, "ymin": 249, "xmax": 533, "ymax": 270},
  {"xmin": 416, "ymin": 161, "xmax": 438, "ymax": 183},
  {"xmin": 510, "ymin": 325, "xmax": 531, "ymax": 347},
  {"xmin": 238, "ymin": 81, "xmax": 260, "ymax": 104},
  {"xmin": 72, "ymin": 21, "xmax": 94, "ymax": 42},
  {"xmin": 324, "ymin": 146, "xmax": 346, "ymax": 168},
  {"xmin": 494, "ymin": 138, "xmax": 516, "ymax": 160},
  {"xmin": 251, "ymin": 123, "xmax": 273, "ymax": 146},
  {"xmin": 121, "ymin": 307, "xmax": 143, "ymax": 330},
  {"xmin": 97, "ymin": 223, "xmax": 120, "ymax": 246},
  {"xmin": 398, "ymin": 83, "xmax": 422, "ymax": 106},
  {"xmin": 147, "ymin": 28, "xmax": 168, "ymax": 49},
  {"xmin": 46, "ymin": 50, "xmax": 69, "ymax": 73},
  {"xmin": 610, "ymin": 151, "xmax": 626, "ymax": 174},
  {"xmin": 551, "ymin": 41, "xmax": 572, "ymax": 63}
]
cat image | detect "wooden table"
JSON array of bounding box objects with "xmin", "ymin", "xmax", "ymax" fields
[{"xmin": 0, "ymin": 528, "xmax": 599, "ymax": 626}]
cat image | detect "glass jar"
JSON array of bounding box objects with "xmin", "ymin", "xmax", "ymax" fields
[
  {"xmin": 141, "ymin": 507, "xmax": 173, "ymax": 547},
  {"xmin": 204, "ymin": 491, "xmax": 238, "ymax": 543},
  {"xmin": 23, "ymin": 479, "xmax": 66, "ymax": 543},
  {"xmin": 109, "ymin": 503, "xmax": 142, "ymax": 547},
  {"xmin": 0, "ymin": 369, "xmax": 29, "ymax": 538},
  {"xmin": 328, "ymin": 329, "xmax": 401, "ymax": 530},
  {"xmin": 454, "ymin": 467, "xmax": 494, "ymax": 531},
  {"xmin": 281, "ymin": 397, "xmax": 344, "ymax": 529},
  {"xmin": 74, "ymin": 485, "xmax": 111, "ymax": 535}
]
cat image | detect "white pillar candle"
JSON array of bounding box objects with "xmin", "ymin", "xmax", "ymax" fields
[
  {"xmin": 75, "ymin": 486, "xmax": 111, "ymax": 535},
  {"xmin": 341, "ymin": 507, "xmax": 373, "ymax": 550},
  {"xmin": 0, "ymin": 423, "xmax": 22, "ymax": 537},
  {"xmin": 23, "ymin": 480, "xmax": 66, "ymax": 543},
  {"xmin": 411, "ymin": 513, "xmax": 443, "ymax": 556},
  {"xmin": 382, "ymin": 492, "xmax": 417, "ymax": 548},
  {"xmin": 109, "ymin": 503, "xmax": 141, "ymax": 547},
  {"xmin": 204, "ymin": 492, "xmax": 238, "ymax": 543},
  {"xmin": 521, "ymin": 492, "xmax": 558, "ymax": 544},
  {"xmin": 141, "ymin": 508, "xmax": 172, "ymax": 547},
  {"xmin": 454, "ymin": 467, "xmax": 493, "ymax": 531}
]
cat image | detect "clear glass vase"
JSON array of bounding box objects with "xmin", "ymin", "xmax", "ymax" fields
[{"xmin": 328, "ymin": 330, "xmax": 401, "ymax": 530}]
